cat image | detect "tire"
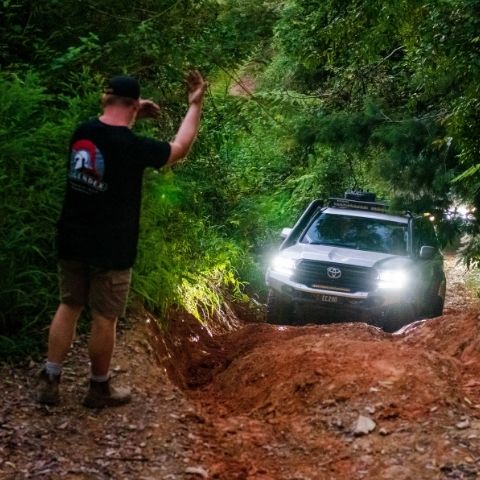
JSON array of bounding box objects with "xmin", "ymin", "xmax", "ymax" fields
[
  {"xmin": 424, "ymin": 273, "xmax": 446, "ymax": 318},
  {"xmin": 266, "ymin": 289, "xmax": 294, "ymax": 325},
  {"xmin": 381, "ymin": 303, "xmax": 416, "ymax": 333},
  {"xmin": 429, "ymin": 296, "xmax": 444, "ymax": 317}
]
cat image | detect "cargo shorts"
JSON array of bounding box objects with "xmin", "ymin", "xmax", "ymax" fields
[{"xmin": 58, "ymin": 259, "xmax": 132, "ymax": 318}]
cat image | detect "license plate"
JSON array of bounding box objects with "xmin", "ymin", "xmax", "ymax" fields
[{"xmin": 321, "ymin": 294, "xmax": 338, "ymax": 303}]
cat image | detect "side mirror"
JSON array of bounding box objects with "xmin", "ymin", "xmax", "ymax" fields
[
  {"xmin": 419, "ymin": 245, "xmax": 436, "ymax": 260},
  {"xmin": 280, "ymin": 227, "xmax": 293, "ymax": 239}
]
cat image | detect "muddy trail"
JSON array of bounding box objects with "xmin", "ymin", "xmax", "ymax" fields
[{"xmin": 1, "ymin": 254, "xmax": 480, "ymax": 480}]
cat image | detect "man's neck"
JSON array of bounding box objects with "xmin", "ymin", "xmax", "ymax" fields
[{"xmin": 99, "ymin": 106, "xmax": 136, "ymax": 128}]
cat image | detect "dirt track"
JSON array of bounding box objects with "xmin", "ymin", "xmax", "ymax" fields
[
  {"xmin": 1, "ymin": 254, "xmax": 480, "ymax": 479},
  {"xmin": 157, "ymin": 254, "xmax": 480, "ymax": 479}
]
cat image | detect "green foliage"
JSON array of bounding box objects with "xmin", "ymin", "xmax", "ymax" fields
[
  {"xmin": 258, "ymin": 0, "xmax": 480, "ymax": 245},
  {"xmin": 0, "ymin": 73, "xmax": 65, "ymax": 338},
  {"xmin": 0, "ymin": 72, "xmax": 103, "ymax": 345},
  {"xmin": 0, "ymin": 0, "xmax": 275, "ymax": 358},
  {"xmin": 134, "ymin": 169, "xmax": 247, "ymax": 323},
  {"xmin": 465, "ymin": 262, "xmax": 480, "ymax": 298}
]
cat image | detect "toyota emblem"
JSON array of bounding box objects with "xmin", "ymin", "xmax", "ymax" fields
[{"xmin": 327, "ymin": 267, "xmax": 342, "ymax": 279}]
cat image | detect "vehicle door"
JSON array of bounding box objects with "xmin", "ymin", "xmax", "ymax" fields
[{"xmin": 411, "ymin": 217, "xmax": 443, "ymax": 305}]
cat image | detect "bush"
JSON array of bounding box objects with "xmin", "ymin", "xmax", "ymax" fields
[{"xmin": 0, "ymin": 73, "xmax": 65, "ymax": 355}]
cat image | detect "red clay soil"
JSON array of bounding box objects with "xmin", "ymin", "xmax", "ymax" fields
[
  {"xmin": 1, "ymin": 255, "xmax": 480, "ymax": 480},
  {"xmin": 152, "ymin": 255, "xmax": 480, "ymax": 480},
  {"xmin": 153, "ymin": 311, "xmax": 480, "ymax": 480}
]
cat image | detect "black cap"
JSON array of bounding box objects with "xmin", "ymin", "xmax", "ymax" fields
[{"xmin": 105, "ymin": 75, "xmax": 140, "ymax": 100}]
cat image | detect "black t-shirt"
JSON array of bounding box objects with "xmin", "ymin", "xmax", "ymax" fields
[{"xmin": 57, "ymin": 118, "xmax": 171, "ymax": 269}]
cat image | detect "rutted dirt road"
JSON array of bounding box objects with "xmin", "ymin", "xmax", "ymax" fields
[
  {"xmin": 1, "ymin": 254, "xmax": 479, "ymax": 479},
  {"xmin": 160, "ymin": 254, "xmax": 480, "ymax": 479}
]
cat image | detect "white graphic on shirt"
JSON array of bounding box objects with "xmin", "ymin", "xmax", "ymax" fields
[
  {"xmin": 69, "ymin": 139, "xmax": 107, "ymax": 193},
  {"xmin": 74, "ymin": 150, "xmax": 94, "ymax": 171}
]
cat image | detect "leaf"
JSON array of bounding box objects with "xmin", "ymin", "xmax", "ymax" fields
[{"xmin": 452, "ymin": 164, "xmax": 480, "ymax": 183}]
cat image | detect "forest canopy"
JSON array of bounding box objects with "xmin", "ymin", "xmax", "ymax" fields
[{"xmin": 1, "ymin": 0, "xmax": 479, "ymax": 357}]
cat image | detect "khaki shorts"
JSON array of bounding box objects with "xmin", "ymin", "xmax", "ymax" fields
[{"xmin": 58, "ymin": 260, "xmax": 132, "ymax": 318}]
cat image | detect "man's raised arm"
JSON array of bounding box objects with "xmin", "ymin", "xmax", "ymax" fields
[{"xmin": 167, "ymin": 71, "xmax": 207, "ymax": 166}]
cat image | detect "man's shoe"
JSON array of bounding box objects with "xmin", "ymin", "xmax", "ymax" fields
[
  {"xmin": 36, "ymin": 369, "xmax": 61, "ymax": 405},
  {"xmin": 83, "ymin": 378, "xmax": 131, "ymax": 408}
]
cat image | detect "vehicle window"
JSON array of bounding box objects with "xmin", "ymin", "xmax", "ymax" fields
[
  {"xmin": 412, "ymin": 218, "xmax": 439, "ymax": 254},
  {"xmin": 301, "ymin": 213, "xmax": 408, "ymax": 255}
]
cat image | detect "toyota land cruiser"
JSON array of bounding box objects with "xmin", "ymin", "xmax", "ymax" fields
[{"xmin": 265, "ymin": 193, "xmax": 446, "ymax": 332}]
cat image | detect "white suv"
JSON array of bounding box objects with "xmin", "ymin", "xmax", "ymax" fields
[{"xmin": 265, "ymin": 194, "xmax": 446, "ymax": 332}]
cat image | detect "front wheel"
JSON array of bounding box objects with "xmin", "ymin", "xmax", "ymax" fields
[
  {"xmin": 266, "ymin": 289, "xmax": 294, "ymax": 325},
  {"xmin": 381, "ymin": 303, "xmax": 416, "ymax": 333},
  {"xmin": 426, "ymin": 273, "xmax": 446, "ymax": 318}
]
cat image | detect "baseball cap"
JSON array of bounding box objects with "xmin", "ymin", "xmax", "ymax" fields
[{"xmin": 105, "ymin": 75, "xmax": 140, "ymax": 100}]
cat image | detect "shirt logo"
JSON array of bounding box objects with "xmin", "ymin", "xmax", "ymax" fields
[{"xmin": 69, "ymin": 139, "xmax": 107, "ymax": 193}]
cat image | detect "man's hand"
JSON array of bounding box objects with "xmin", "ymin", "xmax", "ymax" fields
[
  {"xmin": 166, "ymin": 71, "xmax": 207, "ymax": 165},
  {"xmin": 136, "ymin": 99, "xmax": 161, "ymax": 120},
  {"xmin": 186, "ymin": 71, "xmax": 207, "ymax": 106}
]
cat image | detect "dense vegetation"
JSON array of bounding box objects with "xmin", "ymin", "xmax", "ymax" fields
[{"xmin": 1, "ymin": 0, "xmax": 479, "ymax": 357}]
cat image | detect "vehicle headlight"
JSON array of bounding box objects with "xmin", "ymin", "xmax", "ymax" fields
[
  {"xmin": 377, "ymin": 269, "xmax": 409, "ymax": 289},
  {"xmin": 271, "ymin": 256, "xmax": 296, "ymax": 277}
]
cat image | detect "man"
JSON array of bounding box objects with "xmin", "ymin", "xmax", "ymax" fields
[{"xmin": 36, "ymin": 71, "xmax": 207, "ymax": 408}]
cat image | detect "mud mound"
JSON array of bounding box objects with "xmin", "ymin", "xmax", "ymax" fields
[
  {"xmin": 402, "ymin": 311, "xmax": 480, "ymax": 368},
  {"xmin": 169, "ymin": 312, "xmax": 480, "ymax": 413},
  {"xmin": 157, "ymin": 310, "xmax": 480, "ymax": 479},
  {"xmin": 156, "ymin": 310, "xmax": 479, "ymax": 420},
  {"xmin": 206, "ymin": 322, "xmax": 463, "ymax": 421},
  {"xmin": 401, "ymin": 311, "xmax": 480, "ymax": 401}
]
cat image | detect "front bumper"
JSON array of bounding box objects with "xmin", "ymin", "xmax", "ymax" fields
[{"xmin": 266, "ymin": 270, "xmax": 406, "ymax": 320}]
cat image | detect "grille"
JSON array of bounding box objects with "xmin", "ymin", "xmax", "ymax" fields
[{"xmin": 292, "ymin": 260, "xmax": 377, "ymax": 292}]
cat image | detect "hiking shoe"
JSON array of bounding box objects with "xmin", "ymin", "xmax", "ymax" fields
[
  {"xmin": 83, "ymin": 378, "xmax": 131, "ymax": 408},
  {"xmin": 36, "ymin": 369, "xmax": 61, "ymax": 405}
]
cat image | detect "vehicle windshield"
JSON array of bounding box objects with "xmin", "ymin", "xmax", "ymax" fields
[{"xmin": 301, "ymin": 213, "xmax": 408, "ymax": 255}]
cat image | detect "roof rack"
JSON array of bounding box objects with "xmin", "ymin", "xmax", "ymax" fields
[{"xmin": 327, "ymin": 197, "xmax": 388, "ymax": 213}]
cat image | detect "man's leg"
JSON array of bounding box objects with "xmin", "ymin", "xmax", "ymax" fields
[
  {"xmin": 83, "ymin": 267, "xmax": 132, "ymax": 408},
  {"xmin": 37, "ymin": 302, "xmax": 83, "ymax": 405},
  {"xmin": 83, "ymin": 310, "xmax": 131, "ymax": 408},
  {"xmin": 47, "ymin": 303, "xmax": 83, "ymax": 365},
  {"xmin": 88, "ymin": 310, "xmax": 117, "ymax": 378},
  {"xmin": 48, "ymin": 260, "xmax": 87, "ymax": 373}
]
